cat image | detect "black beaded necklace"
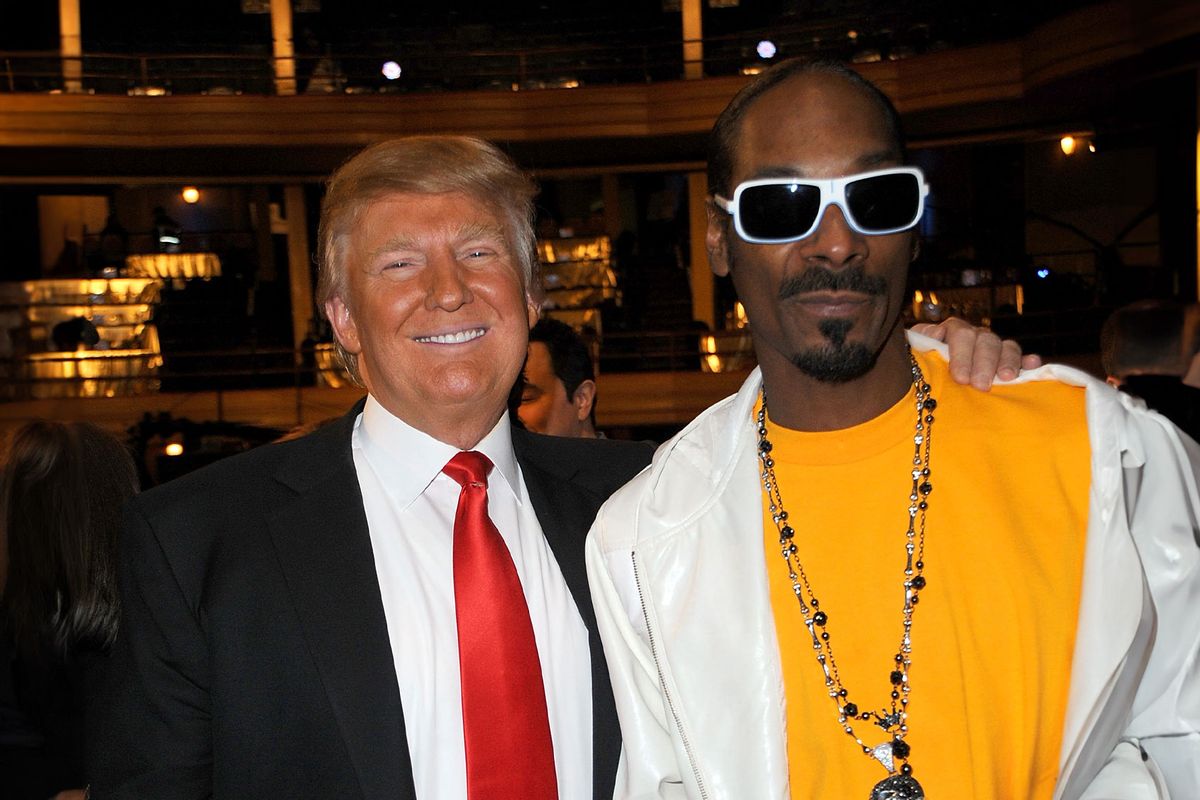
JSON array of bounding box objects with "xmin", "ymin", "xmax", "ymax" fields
[{"xmin": 756, "ymin": 348, "xmax": 935, "ymax": 800}]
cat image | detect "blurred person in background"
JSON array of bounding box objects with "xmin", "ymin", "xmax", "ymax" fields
[
  {"xmin": 1101, "ymin": 300, "xmax": 1200, "ymax": 441},
  {"xmin": 0, "ymin": 421, "xmax": 139, "ymax": 800},
  {"xmin": 518, "ymin": 318, "xmax": 600, "ymax": 438}
]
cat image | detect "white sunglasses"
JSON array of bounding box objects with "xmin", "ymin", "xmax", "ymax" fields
[{"xmin": 714, "ymin": 166, "xmax": 929, "ymax": 244}]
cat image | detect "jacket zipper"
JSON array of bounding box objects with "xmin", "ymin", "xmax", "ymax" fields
[{"xmin": 632, "ymin": 551, "xmax": 709, "ymax": 799}]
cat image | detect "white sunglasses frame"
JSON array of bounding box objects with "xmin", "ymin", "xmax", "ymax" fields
[{"xmin": 713, "ymin": 166, "xmax": 930, "ymax": 244}]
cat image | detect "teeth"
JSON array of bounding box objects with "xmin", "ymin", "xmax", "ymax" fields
[{"xmin": 415, "ymin": 328, "xmax": 485, "ymax": 344}]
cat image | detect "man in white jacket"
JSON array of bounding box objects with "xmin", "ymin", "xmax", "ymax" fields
[{"xmin": 587, "ymin": 59, "xmax": 1200, "ymax": 800}]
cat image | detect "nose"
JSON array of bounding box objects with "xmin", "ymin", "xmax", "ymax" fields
[
  {"xmin": 424, "ymin": 248, "xmax": 473, "ymax": 311},
  {"xmin": 798, "ymin": 203, "xmax": 867, "ymax": 268}
]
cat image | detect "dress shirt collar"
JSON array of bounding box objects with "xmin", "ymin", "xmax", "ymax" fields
[{"xmin": 357, "ymin": 394, "xmax": 522, "ymax": 510}]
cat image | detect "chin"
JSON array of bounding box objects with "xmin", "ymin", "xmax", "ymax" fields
[
  {"xmin": 791, "ymin": 342, "xmax": 878, "ymax": 383},
  {"xmin": 788, "ymin": 317, "xmax": 883, "ymax": 382}
]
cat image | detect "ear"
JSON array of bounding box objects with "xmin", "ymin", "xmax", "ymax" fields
[
  {"xmin": 572, "ymin": 379, "xmax": 597, "ymax": 422},
  {"xmin": 324, "ymin": 295, "xmax": 362, "ymax": 355},
  {"xmin": 526, "ymin": 296, "xmax": 540, "ymax": 330},
  {"xmin": 706, "ymin": 201, "xmax": 732, "ymax": 278}
]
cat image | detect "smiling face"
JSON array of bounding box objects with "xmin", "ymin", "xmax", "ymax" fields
[
  {"xmin": 708, "ymin": 72, "xmax": 915, "ymax": 387},
  {"xmin": 324, "ymin": 191, "xmax": 538, "ymax": 444}
]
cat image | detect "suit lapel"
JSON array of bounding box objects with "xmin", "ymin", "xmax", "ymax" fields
[
  {"xmin": 269, "ymin": 411, "xmax": 417, "ymax": 800},
  {"xmin": 516, "ymin": 435, "xmax": 621, "ymax": 800},
  {"xmin": 520, "ymin": 455, "xmax": 598, "ymax": 628}
]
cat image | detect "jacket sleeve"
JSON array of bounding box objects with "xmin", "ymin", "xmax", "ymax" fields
[
  {"xmin": 1095, "ymin": 411, "xmax": 1200, "ymax": 798},
  {"xmin": 87, "ymin": 501, "xmax": 213, "ymax": 799},
  {"xmin": 586, "ymin": 511, "xmax": 691, "ymax": 799}
]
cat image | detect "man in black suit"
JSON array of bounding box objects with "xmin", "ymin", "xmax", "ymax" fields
[
  {"xmin": 89, "ymin": 135, "xmax": 1022, "ymax": 800},
  {"xmin": 88, "ymin": 137, "xmax": 653, "ymax": 800}
]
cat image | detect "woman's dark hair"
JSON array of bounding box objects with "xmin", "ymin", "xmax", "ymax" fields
[{"xmin": 1, "ymin": 421, "xmax": 138, "ymax": 662}]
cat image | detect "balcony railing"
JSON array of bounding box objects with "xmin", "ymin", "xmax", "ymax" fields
[{"xmin": 0, "ymin": 3, "xmax": 1057, "ymax": 97}]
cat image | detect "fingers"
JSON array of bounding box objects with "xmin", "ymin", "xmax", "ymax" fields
[
  {"xmin": 909, "ymin": 322, "xmax": 944, "ymax": 341},
  {"xmin": 968, "ymin": 331, "xmax": 1004, "ymax": 391},
  {"xmin": 994, "ymin": 339, "xmax": 1025, "ymax": 382},
  {"xmin": 941, "ymin": 319, "xmax": 990, "ymax": 387},
  {"xmin": 921, "ymin": 317, "xmax": 1033, "ymax": 389}
]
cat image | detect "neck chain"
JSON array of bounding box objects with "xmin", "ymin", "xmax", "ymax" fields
[{"xmin": 756, "ymin": 348, "xmax": 934, "ymax": 800}]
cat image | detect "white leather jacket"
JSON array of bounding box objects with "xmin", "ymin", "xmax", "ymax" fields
[{"xmin": 586, "ymin": 334, "xmax": 1200, "ymax": 800}]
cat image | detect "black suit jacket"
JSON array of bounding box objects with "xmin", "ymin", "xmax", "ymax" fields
[{"xmin": 88, "ymin": 403, "xmax": 653, "ymax": 799}]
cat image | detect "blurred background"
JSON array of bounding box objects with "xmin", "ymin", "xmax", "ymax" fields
[{"xmin": 0, "ymin": 0, "xmax": 1196, "ymax": 478}]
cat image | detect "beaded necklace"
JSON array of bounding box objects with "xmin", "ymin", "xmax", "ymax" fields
[{"xmin": 756, "ymin": 348, "xmax": 934, "ymax": 800}]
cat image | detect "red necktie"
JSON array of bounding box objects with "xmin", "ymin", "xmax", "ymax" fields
[{"xmin": 443, "ymin": 451, "xmax": 558, "ymax": 800}]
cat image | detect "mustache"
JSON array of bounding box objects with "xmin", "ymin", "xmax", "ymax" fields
[{"xmin": 778, "ymin": 266, "xmax": 888, "ymax": 300}]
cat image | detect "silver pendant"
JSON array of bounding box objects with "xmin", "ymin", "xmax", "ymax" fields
[
  {"xmin": 870, "ymin": 742, "xmax": 895, "ymax": 771},
  {"xmin": 870, "ymin": 774, "xmax": 924, "ymax": 800}
]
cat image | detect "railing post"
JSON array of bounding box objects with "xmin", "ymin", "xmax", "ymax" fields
[
  {"xmin": 681, "ymin": 0, "xmax": 704, "ymax": 79},
  {"xmin": 270, "ymin": 0, "xmax": 297, "ymax": 96},
  {"xmin": 58, "ymin": 0, "xmax": 84, "ymax": 92}
]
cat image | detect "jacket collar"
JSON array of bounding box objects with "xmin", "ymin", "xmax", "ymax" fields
[{"xmin": 1053, "ymin": 371, "xmax": 1154, "ymax": 798}]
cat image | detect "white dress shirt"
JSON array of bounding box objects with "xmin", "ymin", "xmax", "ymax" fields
[{"xmin": 352, "ymin": 396, "xmax": 593, "ymax": 799}]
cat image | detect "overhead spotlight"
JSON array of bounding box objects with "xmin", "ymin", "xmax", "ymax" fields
[
  {"xmin": 381, "ymin": 60, "xmax": 402, "ymax": 80},
  {"xmin": 1059, "ymin": 135, "xmax": 1077, "ymax": 155},
  {"xmin": 164, "ymin": 441, "xmax": 184, "ymax": 456},
  {"xmin": 1087, "ymin": 141, "xmax": 1097, "ymax": 153},
  {"xmin": 181, "ymin": 186, "xmax": 201, "ymax": 204},
  {"xmin": 756, "ymin": 40, "xmax": 777, "ymax": 59}
]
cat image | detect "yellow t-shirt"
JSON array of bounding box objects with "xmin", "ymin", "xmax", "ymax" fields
[{"xmin": 763, "ymin": 350, "xmax": 1090, "ymax": 799}]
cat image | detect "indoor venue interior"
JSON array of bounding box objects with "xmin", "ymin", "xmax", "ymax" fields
[{"xmin": 0, "ymin": 0, "xmax": 1196, "ymax": 480}]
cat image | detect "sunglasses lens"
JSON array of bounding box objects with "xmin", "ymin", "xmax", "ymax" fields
[
  {"xmin": 738, "ymin": 183, "xmax": 821, "ymax": 241},
  {"xmin": 845, "ymin": 172, "xmax": 921, "ymax": 232}
]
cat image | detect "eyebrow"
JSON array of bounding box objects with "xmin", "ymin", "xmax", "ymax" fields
[{"xmin": 366, "ymin": 222, "xmax": 510, "ymax": 261}]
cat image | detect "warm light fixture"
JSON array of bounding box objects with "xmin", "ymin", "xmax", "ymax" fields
[
  {"xmin": 1060, "ymin": 133, "xmax": 1096, "ymax": 156},
  {"xmin": 701, "ymin": 334, "xmax": 722, "ymax": 373},
  {"xmin": 181, "ymin": 186, "xmax": 201, "ymax": 204},
  {"xmin": 912, "ymin": 289, "xmax": 942, "ymax": 321},
  {"xmin": 164, "ymin": 442, "xmax": 184, "ymax": 456}
]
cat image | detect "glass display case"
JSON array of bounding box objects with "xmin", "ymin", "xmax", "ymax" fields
[
  {"xmin": 0, "ymin": 277, "xmax": 164, "ymax": 399},
  {"xmin": 538, "ymin": 235, "xmax": 617, "ymax": 333}
]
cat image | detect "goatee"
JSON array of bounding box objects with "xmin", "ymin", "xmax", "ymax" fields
[{"xmin": 791, "ymin": 317, "xmax": 878, "ymax": 383}]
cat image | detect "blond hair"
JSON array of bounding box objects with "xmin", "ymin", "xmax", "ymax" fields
[{"xmin": 316, "ymin": 136, "xmax": 540, "ymax": 382}]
